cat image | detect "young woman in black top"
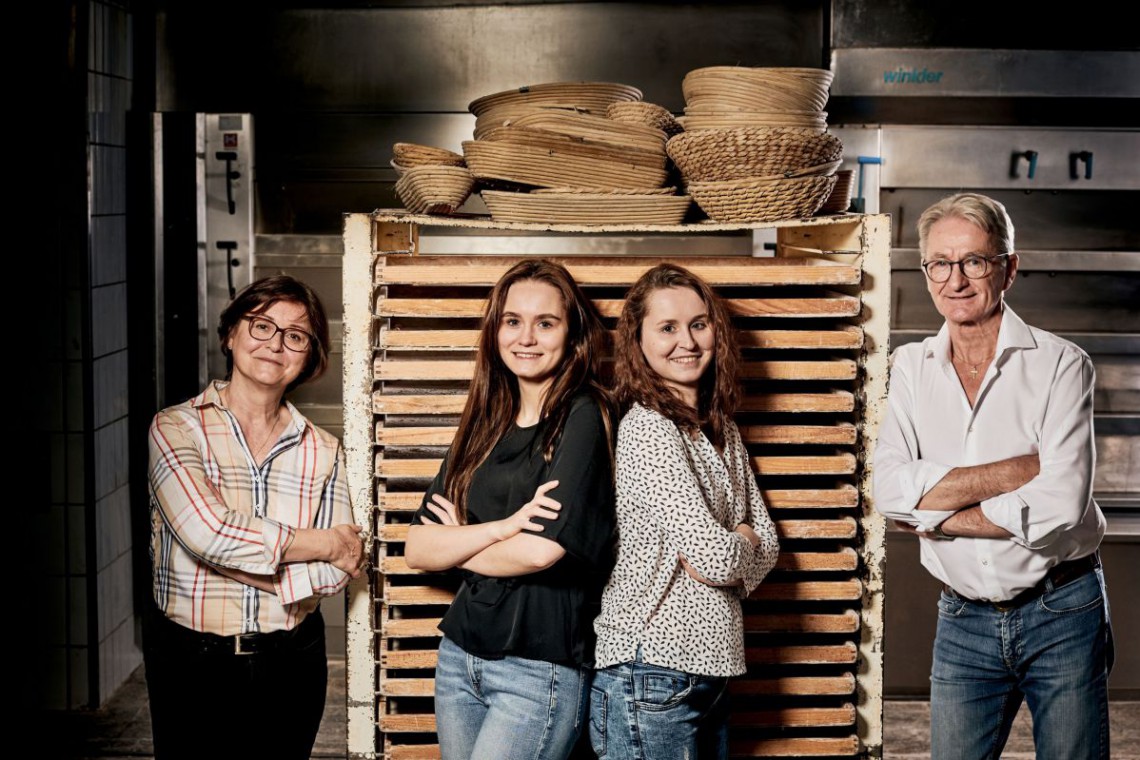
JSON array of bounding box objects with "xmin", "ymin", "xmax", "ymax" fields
[{"xmin": 405, "ymin": 259, "xmax": 615, "ymax": 760}]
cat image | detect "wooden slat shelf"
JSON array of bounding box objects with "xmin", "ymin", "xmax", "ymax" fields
[
  {"xmin": 377, "ymin": 294, "xmax": 860, "ymax": 319},
  {"xmin": 375, "ymin": 454, "xmax": 856, "ymax": 479},
  {"xmin": 373, "ymin": 358, "xmax": 857, "ymax": 382},
  {"xmin": 376, "ymin": 487, "xmax": 860, "ymax": 512},
  {"xmin": 347, "ymin": 212, "xmax": 891, "ymax": 759},
  {"xmin": 378, "ymin": 326, "xmax": 864, "ymax": 350},
  {"xmin": 376, "ymin": 255, "xmax": 861, "ymax": 287},
  {"xmin": 375, "ymin": 423, "xmax": 858, "ymax": 447},
  {"xmin": 373, "ymin": 391, "xmax": 855, "ymax": 415}
]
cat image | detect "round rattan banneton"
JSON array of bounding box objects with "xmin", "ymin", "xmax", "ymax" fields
[
  {"xmin": 676, "ymin": 111, "xmax": 828, "ymax": 131},
  {"xmin": 687, "ymin": 175, "xmax": 837, "ymax": 223},
  {"xmin": 667, "ymin": 127, "xmax": 843, "ymax": 183},
  {"xmin": 392, "ymin": 143, "xmax": 465, "ymax": 168},
  {"xmin": 394, "ymin": 165, "xmax": 476, "ymax": 215},
  {"xmin": 606, "ymin": 102, "xmax": 684, "ymax": 137},
  {"xmin": 468, "ymin": 82, "xmax": 642, "ymax": 116},
  {"xmin": 682, "ymin": 67, "xmax": 833, "ymax": 112}
]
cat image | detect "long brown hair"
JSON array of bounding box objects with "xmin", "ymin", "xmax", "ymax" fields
[
  {"xmin": 614, "ymin": 263, "xmax": 740, "ymax": 449},
  {"xmin": 445, "ymin": 260, "xmax": 612, "ymax": 522}
]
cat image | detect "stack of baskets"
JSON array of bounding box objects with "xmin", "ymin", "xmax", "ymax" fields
[
  {"xmin": 391, "ymin": 142, "xmax": 475, "ymax": 215},
  {"xmin": 668, "ymin": 66, "xmax": 844, "ymax": 223},
  {"xmin": 459, "ymin": 82, "xmax": 692, "ymax": 225}
]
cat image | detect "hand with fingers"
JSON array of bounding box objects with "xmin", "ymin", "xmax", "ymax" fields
[
  {"xmin": 327, "ymin": 523, "xmax": 365, "ymax": 577},
  {"xmin": 425, "ymin": 493, "xmax": 462, "ymax": 526},
  {"xmin": 493, "ymin": 480, "xmax": 562, "ymax": 541}
]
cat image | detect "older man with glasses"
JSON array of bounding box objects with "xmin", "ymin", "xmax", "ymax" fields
[{"xmin": 873, "ymin": 192, "xmax": 1111, "ymax": 759}]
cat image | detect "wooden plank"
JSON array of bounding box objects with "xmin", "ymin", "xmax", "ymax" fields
[
  {"xmin": 776, "ymin": 518, "xmax": 858, "ymax": 540},
  {"xmin": 381, "ymin": 649, "xmax": 438, "ymax": 669},
  {"xmin": 381, "ymin": 618, "xmax": 442, "ymax": 638},
  {"xmin": 379, "ymin": 551, "xmax": 857, "ymax": 577},
  {"xmin": 381, "ymin": 519, "xmax": 858, "ymax": 544},
  {"xmin": 730, "ymin": 705, "xmax": 855, "ymax": 728},
  {"xmin": 764, "ymin": 486, "xmax": 859, "ymax": 509},
  {"xmin": 376, "ymin": 424, "xmax": 857, "ymax": 447},
  {"xmin": 746, "ymin": 643, "xmax": 857, "ymax": 665},
  {"xmin": 730, "ymin": 675, "xmax": 855, "ymax": 696},
  {"xmin": 749, "ymin": 581, "xmax": 863, "ymax": 602},
  {"xmin": 379, "ymin": 327, "xmax": 863, "ymax": 351},
  {"xmin": 380, "ymin": 714, "xmax": 437, "ymax": 734},
  {"xmin": 373, "ymin": 391, "xmax": 855, "ymax": 415},
  {"xmin": 385, "ymin": 586, "xmax": 456, "ymax": 606},
  {"xmin": 380, "ymin": 493, "xmax": 426, "ymax": 512},
  {"xmin": 752, "ymin": 454, "xmax": 856, "ymax": 476},
  {"xmin": 376, "ymin": 295, "xmax": 860, "ymax": 319},
  {"xmin": 381, "ymin": 678, "xmax": 434, "ymax": 697},
  {"xmin": 372, "ymin": 358, "xmax": 856, "ymax": 382},
  {"xmin": 743, "ymin": 611, "xmax": 860, "ymax": 634},
  {"xmin": 389, "ymin": 745, "xmax": 441, "ymax": 760},
  {"xmin": 376, "ymin": 255, "xmax": 861, "ymax": 287},
  {"xmin": 773, "ymin": 549, "xmax": 859, "ymax": 572},
  {"xmin": 377, "ymin": 454, "xmax": 855, "ymax": 479},
  {"xmin": 728, "ymin": 736, "xmax": 860, "ymax": 757}
]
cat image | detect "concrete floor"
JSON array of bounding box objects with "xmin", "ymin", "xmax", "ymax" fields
[{"xmin": 46, "ymin": 661, "xmax": 1140, "ymax": 758}]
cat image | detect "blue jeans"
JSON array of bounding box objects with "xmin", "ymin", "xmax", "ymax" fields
[
  {"xmin": 434, "ymin": 636, "xmax": 590, "ymax": 760},
  {"xmin": 589, "ymin": 657, "xmax": 729, "ymax": 760},
  {"xmin": 930, "ymin": 568, "xmax": 1112, "ymax": 760}
]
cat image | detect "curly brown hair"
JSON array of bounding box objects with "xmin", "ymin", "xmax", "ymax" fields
[
  {"xmin": 445, "ymin": 259, "xmax": 613, "ymax": 522},
  {"xmin": 614, "ymin": 263, "xmax": 740, "ymax": 449}
]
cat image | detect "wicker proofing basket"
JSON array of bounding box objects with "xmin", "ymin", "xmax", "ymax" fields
[
  {"xmin": 818, "ymin": 169, "xmax": 854, "ymax": 214},
  {"xmin": 606, "ymin": 102, "xmax": 684, "ymax": 137},
  {"xmin": 667, "ymin": 127, "xmax": 843, "ymax": 183},
  {"xmin": 392, "ymin": 143, "xmax": 466, "ymax": 168},
  {"xmin": 394, "ymin": 165, "xmax": 476, "ymax": 215},
  {"xmin": 687, "ymin": 175, "xmax": 837, "ymax": 223}
]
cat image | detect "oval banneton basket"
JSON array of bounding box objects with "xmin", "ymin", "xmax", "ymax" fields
[
  {"xmin": 394, "ymin": 165, "xmax": 476, "ymax": 215},
  {"xmin": 687, "ymin": 174, "xmax": 837, "ymax": 223},
  {"xmin": 606, "ymin": 102, "xmax": 684, "ymax": 137},
  {"xmin": 667, "ymin": 127, "xmax": 843, "ymax": 183},
  {"xmin": 481, "ymin": 190, "xmax": 691, "ymax": 225},
  {"xmin": 682, "ymin": 66, "xmax": 833, "ymax": 112},
  {"xmin": 509, "ymin": 111, "xmax": 667, "ymax": 153},
  {"xmin": 468, "ymin": 82, "xmax": 643, "ymax": 116},
  {"xmin": 462, "ymin": 139, "xmax": 669, "ymax": 190},
  {"xmin": 391, "ymin": 143, "xmax": 465, "ymax": 168}
]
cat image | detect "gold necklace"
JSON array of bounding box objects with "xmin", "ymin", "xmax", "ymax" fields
[{"xmin": 952, "ymin": 347, "xmax": 996, "ymax": 380}]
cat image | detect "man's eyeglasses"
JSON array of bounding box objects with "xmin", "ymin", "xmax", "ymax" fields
[
  {"xmin": 243, "ymin": 315, "xmax": 315, "ymax": 352},
  {"xmin": 921, "ymin": 253, "xmax": 1010, "ymax": 283}
]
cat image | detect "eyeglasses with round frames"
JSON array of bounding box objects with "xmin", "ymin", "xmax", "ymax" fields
[
  {"xmin": 243, "ymin": 315, "xmax": 315, "ymax": 352},
  {"xmin": 921, "ymin": 253, "xmax": 1010, "ymax": 283}
]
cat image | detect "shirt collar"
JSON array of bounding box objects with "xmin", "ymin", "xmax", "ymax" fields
[
  {"xmin": 926, "ymin": 304, "xmax": 1037, "ymax": 367},
  {"xmin": 193, "ymin": 380, "xmax": 309, "ymax": 437}
]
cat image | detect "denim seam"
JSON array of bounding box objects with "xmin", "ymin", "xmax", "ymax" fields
[{"xmin": 529, "ymin": 661, "xmax": 558, "ymax": 760}]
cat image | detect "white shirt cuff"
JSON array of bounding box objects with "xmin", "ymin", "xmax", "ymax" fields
[
  {"xmin": 911, "ymin": 509, "xmax": 958, "ymax": 532},
  {"xmin": 980, "ymin": 492, "xmax": 1027, "ymax": 542}
]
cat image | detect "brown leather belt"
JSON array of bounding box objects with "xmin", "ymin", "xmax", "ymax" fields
[{"xmin": 943, "ymin": 553, "xmax": 1100, "ymax": 612}]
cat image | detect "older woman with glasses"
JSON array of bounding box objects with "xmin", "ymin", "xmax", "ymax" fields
[{"xmin": 143, "ymin": 275, "xmax": 364, "ymax": 760}]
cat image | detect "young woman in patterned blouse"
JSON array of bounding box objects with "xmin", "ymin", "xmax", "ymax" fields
[
  {"xmin": 405, "ymin": 260, "xmax": 616, "ymax": 760},
  {"xmin": 591, "ymin": 263, "xmax": 780, "ymax": 759}
]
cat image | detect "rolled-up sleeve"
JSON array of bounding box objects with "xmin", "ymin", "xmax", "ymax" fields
[
  {"xmin": 872, "ymin": 354, "xmax": 956, "ymax": 531},
  {"xmin": 980, "ymin": 349, "xmax": 1096, "ymax": 549},
  {"xmin": 149, "ymin": 410, "xmax": 295, "ymax": 574},
  {"xmin": 274, "ymin": 446, "xmax": 354, "ymax": 604}
]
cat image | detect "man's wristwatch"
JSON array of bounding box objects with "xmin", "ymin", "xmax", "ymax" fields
[{"xmin": 927, "ymin": 523, "xmax": 956, "ymax": 541}]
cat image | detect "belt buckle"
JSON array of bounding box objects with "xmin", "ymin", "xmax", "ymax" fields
[
  {"xmin": 234, "ymin": 634, "xmax": 255, "ymax": 656},
  {"xmin": 991, "ymin": 600, "xmax": 1016, "ymax": 612}
]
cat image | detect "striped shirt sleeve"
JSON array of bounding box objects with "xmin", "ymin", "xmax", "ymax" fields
[{"xmin": 149, "ymin": 409, "xmax": 295, "ymax": 574}]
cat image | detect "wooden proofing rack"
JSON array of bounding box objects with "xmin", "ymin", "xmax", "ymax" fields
[{"xmin": 343, "ymin": 212, "xmax": 891, "ymax": 759}]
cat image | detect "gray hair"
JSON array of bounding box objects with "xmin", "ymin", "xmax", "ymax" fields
[{"xmin": 917, "ymin": 192, "xmax": 1015, "ymax": 257}]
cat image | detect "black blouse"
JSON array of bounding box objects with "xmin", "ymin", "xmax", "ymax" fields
[{"xmin": 412, "ymin": 393, "xmax": 616, "ymax": 667}]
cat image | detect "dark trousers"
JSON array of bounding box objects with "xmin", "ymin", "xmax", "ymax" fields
[{"xmin": 142, "ymin": 606, "xmax": 328, "ymax": 760}]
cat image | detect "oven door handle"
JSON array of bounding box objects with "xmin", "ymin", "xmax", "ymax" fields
[
  {"xmin": 1070, "ymin": 150, "xmax": 1094, "ymax": 180},
  {"xmin": 1010, "ymin": 149, "xmax": 1039, "ymax": 180}
]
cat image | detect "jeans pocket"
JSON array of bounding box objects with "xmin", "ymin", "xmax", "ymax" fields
[
  {"xmin": 588, "ymin": 686, "xmax": 607, "ymax": 758},
  {"xmin": 1039, "ymin": 573, "xmax": 1103, "ymax": 614},
  {"xmin": 937, "ymin": 591, "xmax": 969, "ymax": 619},
  {"xmin": 636, "ymin": 672, "xmax": 694, "ymax": 712}
]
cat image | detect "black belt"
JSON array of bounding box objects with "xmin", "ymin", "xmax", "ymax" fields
[
  {"xmin": 943, "ymin": 553, "xmax": 1100, "ymax": 612},
  {"xmin": 153, "ymin": 607, "xmax": 323, "ymax": 656}
]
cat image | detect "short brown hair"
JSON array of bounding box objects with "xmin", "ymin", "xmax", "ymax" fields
[
  {"xmin": 218, "ymin": 275, "xmax": 330, "ymax": 393},
  {"xmin": 614, "ymin": 264, "xmax": 740, "ymax": 449}
]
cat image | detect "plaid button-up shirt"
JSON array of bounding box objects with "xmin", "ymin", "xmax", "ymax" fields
[{"xmin": 148, "ymin": 381, "xmax": 353, "ymax": 635}]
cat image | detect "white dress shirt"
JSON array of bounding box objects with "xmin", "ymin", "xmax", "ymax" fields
[{"xmin": 873, "ymin": 307, "xmax": 1105, "ymax": 602}]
